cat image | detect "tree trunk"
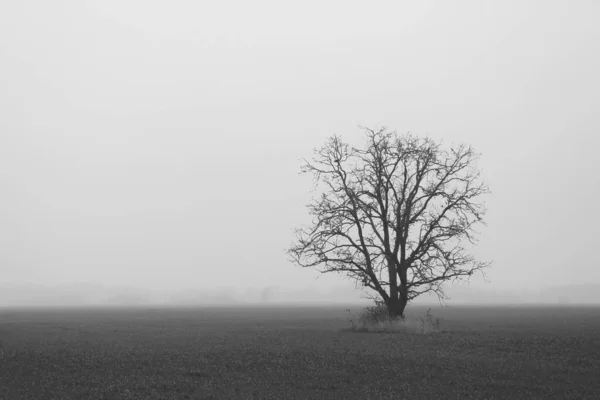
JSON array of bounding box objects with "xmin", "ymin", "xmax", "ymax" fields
[
  {"xmin": 386, "ymin": 283, "xmax": 408, "ymax": 319},
  {"xmin": 386, "ymin": 255, "xmax": 402, "ymax": 317},
  {"xmin": 386, "ymin": 297, "xmax": 407, "ymax": 319}
]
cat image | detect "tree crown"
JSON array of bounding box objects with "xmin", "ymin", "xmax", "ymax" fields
[{"xmin": 287, "ymin": 127, "xmax": 491, "ymax": 305}]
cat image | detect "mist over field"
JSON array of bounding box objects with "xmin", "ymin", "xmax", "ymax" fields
[
  {"xmin": 1, "ymin": 1, "xmax": 599, "ymax": 311},
  {"xmin": 2, "ymin": 281, "xmax": 599, "ymax": 308}
]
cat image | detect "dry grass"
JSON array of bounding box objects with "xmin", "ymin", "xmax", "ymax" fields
[
  {"xmin": 1, "ymin": 304, "xmax": 599, "ymax": 399},
  {"xmin": 345, "ymin": 303, "xmax": 442, "ymax": 334}
]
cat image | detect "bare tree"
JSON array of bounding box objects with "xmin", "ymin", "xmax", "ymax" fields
[{"xmin": 287, "ymin": 127, "xmax": 491, "ymax": 318}]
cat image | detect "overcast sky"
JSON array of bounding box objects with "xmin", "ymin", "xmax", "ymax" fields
[{"xmin": 1, "ymin": 0, "xmax": 598, "ymax": 302}]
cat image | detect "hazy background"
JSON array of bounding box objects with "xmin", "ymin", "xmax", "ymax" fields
[{"xmin": 1, "ymin": 0, "xmax": 599, "ymax": 307}]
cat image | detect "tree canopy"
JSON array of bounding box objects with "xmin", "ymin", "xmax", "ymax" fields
[{"xmin": 287, "ymin": 127, "xmax": 491, "ymax": 317}]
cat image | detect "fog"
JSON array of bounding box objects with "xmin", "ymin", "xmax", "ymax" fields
[{"xmin": 1, "ymin": 0, "xmax": 599, "ymax": 307}]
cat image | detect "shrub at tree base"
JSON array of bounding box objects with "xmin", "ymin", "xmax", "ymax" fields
[{"xmin": 345, "ymin": 305, "xmax": 442, "ymax": 335}]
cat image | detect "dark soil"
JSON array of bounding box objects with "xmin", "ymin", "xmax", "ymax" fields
[{"xmin": 1, "ymin": 305, "xmax": 599, "ymax": 399}]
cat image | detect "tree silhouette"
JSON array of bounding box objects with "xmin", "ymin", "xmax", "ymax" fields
[{"xmin": 287, "ymin": 127, "xmax": 491, "ymax": 317}]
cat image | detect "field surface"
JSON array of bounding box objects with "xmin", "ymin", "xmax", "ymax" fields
[{"xmin": 1, "ymin": 304, "xmax": 599, "ymax": 399}]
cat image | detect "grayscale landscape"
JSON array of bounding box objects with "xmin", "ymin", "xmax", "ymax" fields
[{"xmin": 1, "ymin": 0, "xmax": 599, "ymax": 399}]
